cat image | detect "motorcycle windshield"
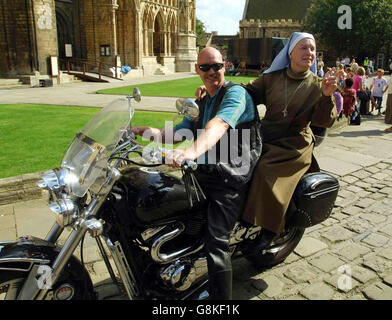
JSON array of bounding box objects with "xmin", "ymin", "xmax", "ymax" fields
[{"xmin": 61, "ymin": 98, "xmax": 131, "ymax": 197}]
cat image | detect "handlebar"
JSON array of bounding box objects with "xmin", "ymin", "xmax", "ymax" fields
[{"xmin": 181, "ymin": 160, "xmax": 198, "ymax": 171}]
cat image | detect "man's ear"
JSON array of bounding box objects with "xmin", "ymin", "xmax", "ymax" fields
[{"xmin": 195, "ymin": 63, "xmax": 199, "ymax": 74}]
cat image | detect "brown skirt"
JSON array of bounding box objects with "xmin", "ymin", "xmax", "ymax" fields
[{"xmin": 386, "ymin": 94, "xmax": 392, "ymax": 124}]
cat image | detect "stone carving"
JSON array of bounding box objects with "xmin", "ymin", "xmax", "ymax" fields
[{"xmin": 36, "ymin": 4, "xmax": 53, "ymax": 30}]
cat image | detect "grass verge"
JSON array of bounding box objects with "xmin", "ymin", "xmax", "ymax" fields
[
  {"xmin": 96, "ymin": 75, "xmax": 258, "ymax": 97},
  {"xmin": 0, "ymin": 104, "xmax": 179, "ymax": 179}
]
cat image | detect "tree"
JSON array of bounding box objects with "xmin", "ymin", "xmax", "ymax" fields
[
  {"xmin": 196, "ymin": 18, "xmax": 207, "ymax": 47},
  {"xmin": 305, "ymin": 0, "xmax": 392, "ymax": 63}
]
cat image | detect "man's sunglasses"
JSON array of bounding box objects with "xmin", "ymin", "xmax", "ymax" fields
[{"xmin": 198, "ymin": 63, "xmax": 224, "ymax": 72}]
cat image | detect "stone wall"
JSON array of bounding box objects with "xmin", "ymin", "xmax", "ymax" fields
[
  {"xmin": 0, "ymin": 0, "xmax": 197, "ymax": 79},
  {"xmin": 0, "ymin": 172, "xmax": 43, "ymax": 206},
  {"xmin": 239, "ymin": 18, "xmax": 304, "ymax": 39},
  {"xmin": 0, "ymin": 0, "xmax": 36, "ymax": 77},
  {"xmin": 0, "ymin": 0, "xmax": 58, "ymax": 78}
]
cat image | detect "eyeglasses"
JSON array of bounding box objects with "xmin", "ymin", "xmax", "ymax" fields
[{"xmin": 198, "ymin": 63, "xmax": 224, "ymax": 72}]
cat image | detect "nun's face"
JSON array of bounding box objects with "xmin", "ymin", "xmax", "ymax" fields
[{"xmin": 290, "ymin": 38, "xmax": 316, "ymax": 73}]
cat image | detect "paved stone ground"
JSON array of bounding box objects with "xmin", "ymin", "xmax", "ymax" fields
[{"xmin": 232, "ymin": 160, "xmax": 392, "ymax": 300}]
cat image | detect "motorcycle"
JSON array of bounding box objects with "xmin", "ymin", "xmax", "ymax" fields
[{"xmin": 0, "ymin": 88, "xmax": 339, "ymax": 300}]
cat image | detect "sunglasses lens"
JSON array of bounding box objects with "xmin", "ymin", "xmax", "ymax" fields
[
  {"xmin": 199, "ymin": 64, "xmax": 211, "ymax": 72},
  {"xmin": 199, "ymin": 63, "xmax": 223, "ymax": 72},
  {"xmin": 212, "ymin": 63, "xmax": 223, "ymax": 71}
]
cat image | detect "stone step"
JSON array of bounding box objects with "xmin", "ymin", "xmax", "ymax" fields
[
  {"xmin": 0, "ymin": 83, "xmax": 31, "ymax": 90},
  {"xmin": 0, "ymin": 79, "xmax": 29, "ymax": 89},
  {"xmin": 154, "ymin": 67, "xmax": 172, "ymax": 75},
  {"xmin": 0, "ymin": 79, "xmax": 22, "ymax": 86}
]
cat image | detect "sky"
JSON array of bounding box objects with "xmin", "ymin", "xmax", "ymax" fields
[{"xmin": 196, "ymin": 0, "xmax": 247, "ymax": 35}]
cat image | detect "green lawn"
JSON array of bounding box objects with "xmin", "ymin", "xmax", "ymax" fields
[
  {"xmin": 0, "ymin": 104, "xmax": 180, "ymax": 179},
  {"xmin": 97, "ymin": 75, "xmax": 258, "ymax": 98}
]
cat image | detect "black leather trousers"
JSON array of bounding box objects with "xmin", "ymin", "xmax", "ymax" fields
[{"xmin": 195, "ymin": 168, "xmax": 248, "ymax": 300}]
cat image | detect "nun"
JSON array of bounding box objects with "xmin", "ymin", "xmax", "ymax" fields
[{"xmin": 242, "ymin": 32, "xmax": 338, "ymax": 248}]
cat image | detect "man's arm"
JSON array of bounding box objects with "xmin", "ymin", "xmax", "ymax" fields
[
  {"xmin": 185, "ymin": 117, "xmax": 229, "ymax": 160},
  {"xmin": 132, "ymin": 126, "xmax": 185, "ymax": 144},
  {"xmin": 166, "ymin": 117, "xmax": 229, "ymax": 166}
]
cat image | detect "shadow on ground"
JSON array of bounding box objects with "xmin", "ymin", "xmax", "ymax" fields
[{"xmin": 329, "ymin": 129, "xmax": 387, "ymax": 138}]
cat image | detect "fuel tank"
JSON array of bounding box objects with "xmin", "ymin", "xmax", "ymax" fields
[{"xmin": 118, "ymin": 167, "xmax": 207, "ymax": 224}]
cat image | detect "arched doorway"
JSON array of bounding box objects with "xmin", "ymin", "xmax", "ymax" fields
[
  {"xmin": 153, "ymin": 12, "xmax": 164, "ymax": 63},
  {"xmin": 56, "ymin": 11, "xmax": 73, "ymax": 59}
]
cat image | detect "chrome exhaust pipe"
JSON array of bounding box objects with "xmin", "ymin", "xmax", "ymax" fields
[{"xmin": 151, "ymin": 222, "xmax": 204, "ymax": 264}]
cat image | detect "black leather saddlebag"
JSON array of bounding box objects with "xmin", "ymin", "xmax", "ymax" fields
[{"xmin": 288, "ymin": 172, "xmax": 340, "ymax": 228}]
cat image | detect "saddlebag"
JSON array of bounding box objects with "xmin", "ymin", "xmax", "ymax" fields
[{"xmin": 288, "ymin": 172, "xmax": 340, "ymax": 228}]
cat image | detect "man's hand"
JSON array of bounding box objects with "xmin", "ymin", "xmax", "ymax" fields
[
  {"xmin": 165, "ymin": 149, "xmax": 194, "ymax": 168},
  {"xmin": 322, "ymin": 76, "xmax": 338, "ymax": 96},
  {"xmin": 195, "ymin": 86, "xmax": 207, "ymax": 100}
]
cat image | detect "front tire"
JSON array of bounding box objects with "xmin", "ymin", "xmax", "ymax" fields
[
  {"xmin": 0, "ymin": 258, "xmax": 95, "ymax": 300},
  {"xmin": 0, "ymin": 271, "xmax": 25, "ymax": 300},
  {"xmin": 245, "ymin": 227, "xmax": 305, "ymax": 269}
]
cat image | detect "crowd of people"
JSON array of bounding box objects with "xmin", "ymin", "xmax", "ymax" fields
[{"xmin": 317, "ymin": 56, "xmax": 392, "ymax": 131}]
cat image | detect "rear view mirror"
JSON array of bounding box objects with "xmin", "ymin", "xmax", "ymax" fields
[
  {"xmin": 133, "ymin": 88, "xmax": 141, "ymax": 103},
  {"xmin": 175, "ymin": 98, "xmax": 199, "ymax": 120}
]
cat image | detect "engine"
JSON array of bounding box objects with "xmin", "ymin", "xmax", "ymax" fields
[
  {"xmin": 159, "ymin": 258, "xmax": 208, "ymax": 292},
  {"xmin": 142, "ymin": 221, "xmax": 261, "ymax": 293}
]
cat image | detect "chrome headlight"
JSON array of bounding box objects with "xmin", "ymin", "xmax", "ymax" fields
[
  {"xmin": 37, "ymin": 168, "xmax": 79, "ymax": 200},
  {"xmin": 48, "ymin": 199, "xmax": 78, "ymax": 227},
  {"xmin": 37, "ymin": 169, "xmax": 62, "ymax": 192}
]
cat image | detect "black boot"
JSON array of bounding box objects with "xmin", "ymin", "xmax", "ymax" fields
[
  {"xmin": 208, "ymin": 269, "xmax": 233, "ymax": 300},
  {"xmin": 251, "ymin": 229, "xmax": 276, "ymax": 252}
]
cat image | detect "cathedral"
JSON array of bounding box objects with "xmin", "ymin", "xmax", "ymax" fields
[
  {"xmin": 0, "ymin": 0, "xmax": 197, "ymax": 82},
  {"xmin": 239, "ymin": 0, "xmax": 311, "ymax": 39}
]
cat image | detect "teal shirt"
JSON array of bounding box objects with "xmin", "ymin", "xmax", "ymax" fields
[
  {"xmin": 174, "ymin": 83, "xmax": 255, "ymax": 133},
  {"xmin": 173, "ymin": 83, "xmax": 256, "ymax": 164}
]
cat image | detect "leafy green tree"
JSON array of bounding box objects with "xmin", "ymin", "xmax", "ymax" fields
[
  {"xmin": 196, "ymin": 18, "xmax": 207, "ymax": 47},
  {"xmin": 305, "ymin": 0, "xmax": 392, "ymax": 61}
]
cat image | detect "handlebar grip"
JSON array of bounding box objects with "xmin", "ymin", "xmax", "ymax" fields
[{"xmin": 182, "ymin": 160, "xmax": 198, "ymax": 171}]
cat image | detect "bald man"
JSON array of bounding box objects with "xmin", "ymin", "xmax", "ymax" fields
[{"xmin": 133, "ymin": 47, "xmax": 261, "ymax": 300}]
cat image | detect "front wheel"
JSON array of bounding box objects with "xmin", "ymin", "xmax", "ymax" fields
[
  {"xmin": 0, "ymin": 259, "xmax": 96, "ymax": 300},
  {"xmin": 245, "ymin": 227, "xmax": 305, "ymax": 269},
  {"xmin": 0, "ymin": 271, "xmax": 25, "ymax": 300}
]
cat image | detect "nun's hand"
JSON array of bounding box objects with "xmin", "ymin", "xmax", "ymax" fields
[{"xmin": 322, "ymin": 76, "xmax": 337, "ymax": 96}]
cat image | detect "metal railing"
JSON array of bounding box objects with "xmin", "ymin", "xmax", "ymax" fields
[{"xmin": 60, "ymin": 58, "xmax": 122, "ymax": 81}]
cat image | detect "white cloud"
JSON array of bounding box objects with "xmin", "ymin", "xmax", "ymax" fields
[{"xmin": 196, "ymin": 0, "xmax": 247, "ymax": 35}]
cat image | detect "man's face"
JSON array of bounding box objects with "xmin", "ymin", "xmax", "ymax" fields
[
  {"xmin": 195, "ymin": 50, "xmax": 225, "ymax": 94},
  {"xmin": 377, "ymin": 71, "xmax": 383, "ymax": 78},
  {"xmin": 290, "ymin": 38, "xmax": 316, "ymax": 72}
]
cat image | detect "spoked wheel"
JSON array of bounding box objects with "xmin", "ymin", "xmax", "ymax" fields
[
  {"xmin": 0, "ymin": 272, "xmax": 26, "ymax": 300},
  {"xmin": 245, "ymin": 227, "xmax": 305, "ymax": 269}
]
